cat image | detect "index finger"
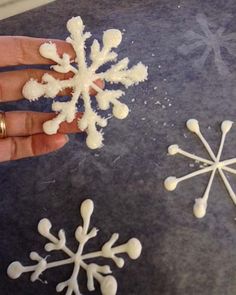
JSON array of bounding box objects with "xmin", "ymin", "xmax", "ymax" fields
[{"xmin": 0, "ymin": 36, "xmax": 76, "ymax": 67}]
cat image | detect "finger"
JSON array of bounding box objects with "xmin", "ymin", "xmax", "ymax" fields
[
  {"xmin": 5, "ymin": 111, "xmax": 83, "ymax": 137},
  {"xmin": 0, "ymin": 69, "xmax": 105, "ymax": 102},
  {"xmin": 0, "ymin": 36, "xmax": 76, "ymax": 67},
  {"xmin": 0, "ymin": 134, "xmax": 69, "ymax": 162}
]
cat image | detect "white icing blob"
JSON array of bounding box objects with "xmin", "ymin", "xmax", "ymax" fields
[
  {"xmin": 103, "ymin": 29, "xmax": 122, "ymax": 48},
  {"xmin": 22, "ymin": 80, "xmax": 45, "ymax": 101},
  {"xmin": 56, "ymin": 281, "xmax": 66, "ymax": 292},
  {"xmin": 86, "ymin": 131, "xmax": 103, "ymax": 149},
  {"xmin": 221, "ymin": 120, "xmax": 233, "ymax": 134},
  {"xmin": 39, "ymin": 42, "xmax": 58, "ymax": 60},
  {"xmin": 126, "ymin": 238, "xmax": 142, "ymax": 259},
  {"xmin": 97, "ymin": 117, "xmax": 108, "ymax": 128},
  {"xmin": 43, "ymin": 120, "xmax": 60, "ymax": 135},
  {"xmin": 80, "ymin": 199, "xmax": 94, "ymax": 220},
  {"xmin": 113, "ymin": 103, "xmax": 129, "ymax": 119},
  {"xmin": 67, "ymin": 16, "xmax": 84, "ymax": 33},
  {"xmin": 100, "ymin": 276, "xmax": 117, "ymax": 295},
  {"xmin": 164, "ymin": 176, "xmax": 178, "ymax": 191},
  {"xmin": 168, "ymin": 144, "xmax": 179, "ymax": 155},
  {"xmin": 126, "ymin": 62, "xmax": 148, "ymax": 86},
  {"xmin": 186, "ymin": 119, "xmax": 200, "ymax": 133},
  {"xmin": 193, "ymin": 198, "xmax": 207, "ymax": 218},
  {"xmin": 38, "ymin": 218, "xmax": 52, "ymax": 236},
  {"xmin": 44, "ymin": 85, "xmax": 60, "ymax": 98},
  {"xmin": 30, "ymin": 252, "xmax": 41, "ymax": 261},
  {"xmin": 78, "ymin": 117, "xmax": 88, "ymax": 131},
  {"xmin": 7, "ymin": 262, "xmax": 24, "ymax": 279},
  {"xmin": 96, "ymin": 95, "xmax": 110, "ymax": 110}
]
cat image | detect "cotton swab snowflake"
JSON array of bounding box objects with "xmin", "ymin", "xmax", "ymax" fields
[
  {"xmin": 7, "ymin": 199, "xmax": 142, "ymax": 295},
  {"xmin": 22, "ymin": 16, "xmax": 148, "ymax": 149},
  {"xmin": 164, "ymin": 119, "xmax": 236, "ymax": 218}
]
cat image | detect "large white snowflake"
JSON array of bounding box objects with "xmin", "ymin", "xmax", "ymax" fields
[
  {"xmin": 164, "ymin": 119, "xmax": 236, "ymax": 218},
  {"xmin": 23, "ymin": 16, "xmax": 148, "ymax": 149},
  {"xmin": 178, "ymin": 13, "xmax": 236, "ymax": 76},
  {"xmin": 7, "ymin": 199, "xmax": 142, "ymax": 295}
]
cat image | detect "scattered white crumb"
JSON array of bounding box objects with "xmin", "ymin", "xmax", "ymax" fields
[
  {"xmin": 131, "ymin": 98, "xmax": 135, "ymax": 102},
  {"xmin": 94, "ymin": 153, "xmax": 100, "ymax": 157},
  {"xmin": 122, "ymin": 28, "xmax": 126, "ymax": 32},
  {"xmin": 189, "ymin": 163, "xmax": 195, "ymax": 168},
  {"xmin": 184, "ymin": 133, "xmax": 187, "ymax": 138},
  {"xmin": 113, "ymin": 155, "xmax": 121, "ymax": 164},
  {"xmin": 163, "ymin": 122, "xmax": 167, "ymax": 126},
  {"xmin": 141, "ymin": 117, "xmax": 146, "ymax": 121},
  {"xmin": 158, "ymin": 65, "xmax": 162, "ymax": 68},
  {"xmin": 131, "ymin": 40, "xmax": 134, "ymax": 44},
  {"xmin": 177, "ymin": 5, "xmax": 181, "ymax": 8},
  {"xmin": 144, "ymin": 100, "xmax": 147, "ymax": 105},
  {"xmin": 151, "ymin": 53, "xmax": 155, "ymax": 57},
  {"xmin": 162, "ymin": 105, "xmax": 166, "ymax": 109},
  {"xmin": 154, "ymin": 86, "xmax": 158, "ymax": 90},
  {"xmin": 155, "ymin": 101, "xmax": 161, "ymax": 105},
  {"xmin": 42, "ymin": 180, "xmax": 56, "ymax": 184},
  {"xmin": 168, "ymin": 103, "xmax": 172, "ymax": 107}
]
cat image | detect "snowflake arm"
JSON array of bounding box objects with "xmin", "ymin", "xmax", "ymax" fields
[
  {"xmin": 7, "ymin": 199, "xmax": 142, "ymax": 295},
  {"xmin": 22, "ymin": 16, "xmax": 148, "ymax": 149},
  {"xmin": 178, "ymin": 39, "xmax": 206, "ymax": 55},
  {"xmin": 164, "ymin": 119, "xmax": 236, "ymax": 218}
]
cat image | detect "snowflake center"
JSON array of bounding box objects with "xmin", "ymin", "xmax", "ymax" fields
[
  {"xmin": 216, "ymin": 161, "xmax": 224, "ymax": 169},
  {"xmin": 208, "ymin": 33, "xmax": 221, "ymax": 49},
  {"xmin": 75, "ymin": 70, "xmax": 93, "ymax": 91}
]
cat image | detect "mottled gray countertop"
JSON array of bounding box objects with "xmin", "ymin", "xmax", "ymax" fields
[{"xmin": 1, "ymin": 0, "xmax": 236, "ymax": 294}]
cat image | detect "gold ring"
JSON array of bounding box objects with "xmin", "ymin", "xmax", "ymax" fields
[{"xmin": 0, "ymin": 112, "xmax": 7, "ymax": 138}]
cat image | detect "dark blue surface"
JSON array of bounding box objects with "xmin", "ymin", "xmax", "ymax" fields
[{"xmin": 1, "ymin": 1, "xmax": 236, "ymax": 294}]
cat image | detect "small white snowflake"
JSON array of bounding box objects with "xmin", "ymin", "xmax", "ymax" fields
[
  {"xmin": 22, "ymin": 16, "xmax": 148, "ymax": 149},
  {"xmin": 178, "ymin": 13, "xmax": 236, "ymax": 76},
  {"xmin": 164, "ymin": 119, "xmax": 236, "ymax": 218},
  {"xmin": 7, "ymin": 199, "xmax": 142, "ymax": 295}
]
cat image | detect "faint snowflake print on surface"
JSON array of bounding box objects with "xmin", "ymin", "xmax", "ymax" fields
[{"xmin": 178, "ymin": 13, "xmax": 236, "ymax": 76}]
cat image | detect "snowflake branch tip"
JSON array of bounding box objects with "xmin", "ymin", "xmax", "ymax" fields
[
  {"xmin": 164, "ymin": 119, "xmax": 236, "ymax": 218},
  {"xmin": 8, "ymin": 198, "xmax": 142, "ymax": 295},
  {"xmin": 22, "ymin": 16, "xmax": 148, "ymax": 149}
]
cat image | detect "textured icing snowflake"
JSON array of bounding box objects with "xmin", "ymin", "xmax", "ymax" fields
[
  {"xmin": 178, "ymin": 13, "xmax": 236, "ymax": 76},
  {"xmin": 7, "ymin": 199, "xmax": 142, "ymax": 295},
  {"xmin": 22, "ymin": 16, "xmax": 148, "ymax": 149},
  {"xmin": 164, "ymin": 119, "xmax": 236, "ymax": 218}
]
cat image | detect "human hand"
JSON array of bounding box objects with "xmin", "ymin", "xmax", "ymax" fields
[{"xmin": 0, "ymin": 36, "xmax": 103, "ymax": 163}]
